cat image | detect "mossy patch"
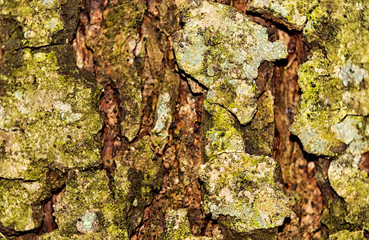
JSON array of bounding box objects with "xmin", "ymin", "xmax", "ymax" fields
[
  {"xmin": 0, "ymin": 45, "xmax": 102, "ymax": 233},
  {"xmin": 247, "ymin": 0, "xmax": 319, "ymax": 30},
  {"xmin": 199, "ymin": 152, "xmax": 290, "ymax": 234},
  {"xmin": 289, "ymin": 0, "xmax": 369, "ymax": 234},
  {"xmin": 0, "ymin": 179, "xmax": 49, "ymax": 231},
  {"xmin": 329, "ymin": 230, "xmax": 365, "ymax": 240},
  {"xmin": 0, "ymin": 0, "xmax": 79, "ymax": 48},
  {"xmin": 290, "ymin": 0, "xmax": 369, "ymax": 156},
  {"xmin": 203, "ymin": 103, "xmax": 245, "ymax": 159},
  {"xmin": 173, "ymin": 2, "xmax": 290, "ymax": 236},
  {"xmin": 242, "ymin": 90, "xmax": 275, "ymax": 156},
  {"xmin": 50, "ymin": 170, "xmax": 130, "ymax": 239},
  {"xmin": 0, "ymin": 46, "xmax": 102, "ymax": 180},
  {"xmin": 122, "ymin": 136, "xmax": 163, "ymax": 197}
]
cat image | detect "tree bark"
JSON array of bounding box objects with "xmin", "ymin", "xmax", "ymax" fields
[{"xmin": 1, "ymin": 0, "xmax": 369, "ymax": 240}]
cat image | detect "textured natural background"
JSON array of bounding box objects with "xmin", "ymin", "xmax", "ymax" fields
[{"xmin": 1, "ymin": 0, "xmax": 369, "ymax": 239}]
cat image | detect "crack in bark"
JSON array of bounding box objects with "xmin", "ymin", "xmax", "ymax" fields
[{"xmin": 272, "ymin": 32, "xmax": 323, "ymax": 239}]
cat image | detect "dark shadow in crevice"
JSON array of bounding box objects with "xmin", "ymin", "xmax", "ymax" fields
[
  {"xmin": 175, "ymin": 65, "xmax": 208, "ymax": 92},
  {"xmin": 278, "ymin": 216, "xmax": 292, "ymax": 233},
  {"xmin": 246, "ymin": 11, "xmax": 304, "ymax": 36}
]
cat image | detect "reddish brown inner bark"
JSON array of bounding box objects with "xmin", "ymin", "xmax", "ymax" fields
[{"xmin": 273, "ymin": 33, "xmax": 323, "ymax": 240}]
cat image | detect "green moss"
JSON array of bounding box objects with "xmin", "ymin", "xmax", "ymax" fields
[
  {"xmin": 122, "ymin": 136, "xmax": 163, "ymax": 192},
  {"xmin": 119, "ymin": 74, "xmax": 143, "ymax": 142},
  {"xmin": 199, "ymin": 100, "xmax": 290, "ymax": 233},
  {"xmin": 291, "ymin": 2, "xmax": 369, "ymax": 232},
  {"xmin": 51, "ymin": 170, "xmax": 130, "ymax": 239},
  {"xmin": 329, "ymin": 230, "xmax": 365, "ymax": 240},
  {"xmin": 220, "ymin": 219, "xmax": 278, "ymax": 240},
  {"xmin": 110, "ymin": 136, "xmax": 164, "ymax": 232},
  {"xmin": 290, "ymin": 50, "xmax": 346, "ymax": 156},
  {"xmin": 173, "ymin": 2, "xmax": 289, "ymax": 235},
  {"xmin": 163, "ymin": 209, "xmax": 220, "ymax": 240},
  {"xmin": 320, "ymin": 197, "xmax": 354, "ymax": 234},
  {"xmin": 0, "ymin": 45, "xmax": 102, "ymax": 233},
  {"xmin": 290, "ymin": 0, "xmax": 369, "ymax": 156},
  {"xmin": 0, "ymin": 0, "xmax": 79, "ymax": 48},
  {"xmin": 205, "ymin": 78, "xmax": 257, "ymax": 125},
  {"xmin": 304, "ymin": 0, "xmax": 369, "ymax": 61},
  {"xmin": 113, "ymin": 164, "xmax": 147, "ymax": 234},
  {"xmin": 242, "ymin": 90, "xmax": 275, "ymax": 156},
  {"xmin": 203, "ymin": 103, "xmax": 245, "ymax": 159},
  {"xmin": 164, "ymin": 209, "xmax": 192, "ymax": 240},
  {"xmin": 203, "ymin": 26, "xmax": 224, "ymax": 46},
  {"xmin": 40, "ymin": 225, "xmax": 129, "ymax": 240},
  {"xmin": 0, "ymin": 46, "xmax": 102, "ymax": 180},
  {"xmin": 0, "ymin": 179, "xmax": 50, "ymax": 231}
]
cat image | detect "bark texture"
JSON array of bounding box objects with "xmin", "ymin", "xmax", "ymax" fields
[{"xmin": 1, "ymin": 0, "xmax": 369, "ymax": 239}]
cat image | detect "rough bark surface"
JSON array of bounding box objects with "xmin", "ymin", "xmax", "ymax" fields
[{"xmin": 1, "ymin": 0, "xmax": 369, "ymax": 240}]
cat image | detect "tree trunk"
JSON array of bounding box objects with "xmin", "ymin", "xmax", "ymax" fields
[{"xmin": 1, "ymin": 0, "xmax": 369, "ymax": 239}]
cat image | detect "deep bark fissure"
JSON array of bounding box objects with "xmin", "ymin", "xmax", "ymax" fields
[
  {"xmin": 272, "ymin": 33, "xmax": 324, "ymax": 239},
  {"xmin": 217, "ymin": 3, "xmax": 324, "ymax": 238},
  {"xmin": 3, "ymin": 185, "xmax": 65, "ymax": 239},
  {"xmin": 132, "ymin": 76, "xmax": 206, "ymax": 238},
  {"xmin": 37, "ymin": 187, "xmax": 65, "ymax": 236},
  {"xmin": 219, "ymin": 1, "xmax": 324, "ymax": 237}
]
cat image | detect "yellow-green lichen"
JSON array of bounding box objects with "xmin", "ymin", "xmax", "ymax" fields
[
  {"xmin": 173, "ymin": 2, "xmax": 290, "ymax": 235},
  {"xmin": 329, "ymin": 230, "xmax": 365, "ymax": 240},
  {"xmin": 203, "ymin": 103, "xmax": 244, "ymax": 159},
  {"xmin": 51, "ymin": 170, "xmax": 130, "ymax": 239},
  {"xmin": 40, "ymin": 225, "xmax": 129, "ymax": 240},
  {"xmin": 199, "ymin": 152, "xmax": 290, "ymax": 234},
  {"xmin": 243, "ymin": 90, "xmax": 275, "ymax": 156},
  {"xmin": 0, "ymin": 46, "xmax": 102, "ymax": 180},
  {"xmin": 0, "ymin": 166, "xmax": 66, "ymax": 232},
  {"xmin": 205, "ymin": 78, "xmax": 257, "ymax": 126},
  {"xmin": 0, "ymin": 0, "xmax": 79, "ymax": 48},
  {"xmin": 122, "ymin": 136, "xmax": 163, "ymax": 199},
  {"xmin": 0, "ymin": 44, "xmax": 102, "ymax": 233},
  {"xmin": 164, "ymin": 209, "xmax": 192, "ymax": 240},
  {"xmin": 247, "ymin": 0, "xmax": 319, "ymax": 30},
  {"xmin": 291, "ymin": 0, "xmax": 369, "ymax": 156},
  {"xmin": 320, "ymin": 198, "xmax": 353, "ymax": 234},
  {"xmin": 328, "ymin": 153, "xmax": 369, "ymax": 229},
  {"xmin": 0, "ymin": 180, "xmax": 48, "ymax": 231},
  {"xmin": 173, "ymin": 0, "xmax": 287, "ymax": 125},
  {"xmin": 322, "ymin": 115, "xmax": 369, "ymax": 231}
]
